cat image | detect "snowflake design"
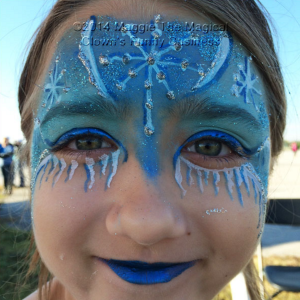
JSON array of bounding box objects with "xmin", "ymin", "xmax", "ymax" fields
[
  {"xmin": 103, "ymin": 16, "xmax": 203, "ymax": 136},
  {"xmin": 79, "ymin": 15, "xmax": 230, "ymax": 137},
  {"xmin": 231, "ymin": 56, "xmax": 262, "ymax": 111},
  {"xmin": 43, "ymin": 56, "xmax": 70, "ymax": 109}
]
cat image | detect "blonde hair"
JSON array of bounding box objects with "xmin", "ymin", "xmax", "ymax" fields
[{"xmin": 19, "ymin": 0, "xmax": 286, "ymax": 299}]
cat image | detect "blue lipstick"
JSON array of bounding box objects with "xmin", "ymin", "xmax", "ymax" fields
[{"xmin": 100, "ymin": 259, "xmax": 196, "ymax": 285}]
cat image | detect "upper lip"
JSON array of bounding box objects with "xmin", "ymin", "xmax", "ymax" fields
[
  {"xmin": 98, "ymin": 258, "xmax": 197, "ymax": 285},
  {"xmin": 101, "ymin": 259, "xmax": 195, "ymax": 269}
]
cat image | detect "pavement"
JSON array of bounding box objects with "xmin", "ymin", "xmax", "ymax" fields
[
  {"xmin": 1, "ymin": 150, "xmax": 300, "ymax": 257},
  {"xmin": 268, "ymin": 150, "xmax": 300, "ymax": 199}
]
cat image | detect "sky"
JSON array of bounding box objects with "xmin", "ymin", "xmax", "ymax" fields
[{"xmin": 0, "ymin": 0, "xmax": 300, "ymax": 143}]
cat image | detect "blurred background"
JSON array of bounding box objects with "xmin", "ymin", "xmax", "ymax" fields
[{"xmin": 0, "ymin": 1, "xmax": 300, "ymax": 299}]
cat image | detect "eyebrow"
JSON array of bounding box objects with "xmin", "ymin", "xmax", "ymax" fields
[
  {"xmin": 168, "ymin": 96, "xmax": 262, "ymax": 130},
  {"xmin": 41, "ymin": 94, "xmax": 262, "ymax": 131},
  {"xmin": 40, "ymin": 96, "xmax": 131, "ymax": 126}
]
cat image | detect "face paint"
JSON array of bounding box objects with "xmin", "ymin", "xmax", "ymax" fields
[
  {"xmin": 231, "ymin": 56, "xmax": 262, "ymax": 111},
  {"xmin": 205, "ymin": 207, "xmax": 227, "ymax": 215},
  {"xmin": 31, "ymin": 14, "xmax": 270, "ymax": 236},
  {"xmin": 34, "ymin": 148, "xmax": 120, "ymax": 193}
]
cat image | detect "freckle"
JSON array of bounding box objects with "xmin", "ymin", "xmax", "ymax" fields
[{"xmin": 187, "ymin": 232, "xmax": 191, "ymax": 236}]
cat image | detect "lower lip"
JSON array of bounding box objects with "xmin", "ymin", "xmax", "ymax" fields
[{"xmin": 98, "ymin": 259, "xmax": 196, "ymax": 285}]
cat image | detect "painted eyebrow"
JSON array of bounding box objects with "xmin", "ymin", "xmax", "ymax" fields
[
  {"xmin": 168, "ymin": 96, "xmax": 262, "ymax": 130},
  {"xmin": 40, "ymin": 96, "xmax": 130, "ymax": 126}
]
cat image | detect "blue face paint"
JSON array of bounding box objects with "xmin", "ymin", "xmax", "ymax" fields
[
  {"xmin": 100, "ymin": 258, "xmax": 196, "ymax": 285},
  {"xmin": 31, "ymin": 14, "xmax": 270, "ymax": 238}
]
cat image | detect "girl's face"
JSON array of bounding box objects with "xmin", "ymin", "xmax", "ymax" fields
[{"xmin": 31, "ymin": 5, "xmax": 270, "ymax": 300}]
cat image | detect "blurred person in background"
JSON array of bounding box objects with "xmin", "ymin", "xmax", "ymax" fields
[
  {"xmin": 0, "ymin": 137, "xmax": 14, "ymax": 194},
  {"xmin": 291, "ymin": 142, "xmax": 297, "ymax": 156},
  {"xmin": 14, "ymin": 140, "xmax": 26, "ymax": 187}
]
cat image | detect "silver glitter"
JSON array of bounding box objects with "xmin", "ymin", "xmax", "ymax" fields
[
  {"xmin": 147, "ymin": 56, "xmax": 155, "ymax": 65},
  {"xmin": 181, "ymin": 59, "xmax": 189, "ymax": 70},
  {"xmin": 166, "ymin": 91, "xmax": 175, "ymax": 100},
  {"xmin": 144, "ymin": 80, "xmax": 151, "ymax": 89},
  {"xmin": 211, "ymin": 61, "xmax": 216, "ymax": 68},
  {"xmin": 157, "ymin": 71, "xmax": 166, "ymax": 80},
  {"xmin": 122, "ymin": 54, "xmax": 130, "ymax": 64},
  {"xmin": 99, "ymin": 55, "xmax": 110, "ymax": 66},
  {"xmin": 128, "ymin": 68, "xmax": 137, "ymax": 78},
  {"xmin": 61, "ymin": 69, "xmax": 66, "ymax": 74},
  {"xmin": 144, "ymin": 126, "xmax": 154, "ymax": 136}
]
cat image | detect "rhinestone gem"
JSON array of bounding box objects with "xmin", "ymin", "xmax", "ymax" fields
[
  {"xmin": 157, "ymin": 71, "xmax": 166, "ymax": 80},
  {"xmin": 55, "ymin": 55, "xmax": 60, "ymax": 62},
  {"xmin": 122, "ymin": 54, "xmax": 130, "ymax": 64},
  {"xmin": 147, "ymin": 56, "xmax": 155, "ymax": 65},
  {"xmin": 144, "ymin": 126, "xmax": 154, "ymax": 136},
  {"xmin": 128, "ymin": 68, "xmax": 137, "ymax": 78},
  {"xmin": 154, "ymin": 14, "xmax": 161, "ymax": 23},
  {"xmin": 153, "ymin": 31, "xmax": 160, "ymax": 39},
  {"xmin": 134, "ymin": 39, "xmax": 141, "ymax": 47},
  {"xmin": 63, "ymin": 87, "xmax": 70, "ymax": 93},
  {"xmin": 99, "ymin": 55, "xmax": 109, "ymax": 66},
  {"xmin": 174, "ymin": 42, "xmax": 182, "ymax": 51},
  {"xmin": 166, "ymin": 91, "xmax": 175, "ymax": 100},
  {"xmin": 116, "ymin": 82, "xmax": 123, "ymax": 90},
  {"xmin": 198, "ymin": 67, "xmax": 205, "ymax": 76},
  {"xmin": 181, "ymin": 60, "xmax": 189, "ymax": 69},
  {"xmin": 144, "ymin": 80, "xmax": 151, "ymax": 89},
  {"xmin": 145, "ymin": 102, "xmax": 153, "ymax": 109},
  {"xmin": 211, "ymin": 61, "xmax": 216, "ymax": 68},
  {"xmin": 121, "ymin": 26, "xmax": 127, "ymax": 33}
]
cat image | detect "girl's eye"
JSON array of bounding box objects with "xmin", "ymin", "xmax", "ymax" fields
[
  {"xmin": 68, "ymin": 136, "xmax": 112, "ymax": 151},
  {"xmin": 187, "ymin": 139, "xmax": 231, "ymax": 157}
]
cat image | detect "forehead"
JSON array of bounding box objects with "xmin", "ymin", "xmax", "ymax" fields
[{"xmin": 37, "ymin": 14, "xmax": 268, "ymax": 141}]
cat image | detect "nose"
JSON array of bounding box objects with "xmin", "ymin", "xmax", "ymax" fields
[{"xmin": 105, "ymin": 161, "xmax": 187, "ymax": 246}]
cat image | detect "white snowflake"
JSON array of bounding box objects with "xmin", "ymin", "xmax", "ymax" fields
[
  {"xmin": 79, "ymin": 15, "xmax": 230, "ymax": 136},
  {"xmin": 43, "ymin": 56, "xmax": 69, "ymax": 109},
  {"xmin": 231, "ymin": 56, "xmax": 262, "ymax": 111}
]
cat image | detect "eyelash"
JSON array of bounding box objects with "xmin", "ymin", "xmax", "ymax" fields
[
  {"xmin": 50, "ymin": 128, "xmax": 249, "ymax": 169},
  {"xmin": 179, "ymin": 131, "xmax": 250, "ymax": 169},
  {"xmin": 49, "ymin": 128, "xmax": 118, "ymax": 160}
]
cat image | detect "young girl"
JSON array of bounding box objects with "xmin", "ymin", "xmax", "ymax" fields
[{"xmin": 20, "ymin": 0, "xmax": 286, "ymax": 299}]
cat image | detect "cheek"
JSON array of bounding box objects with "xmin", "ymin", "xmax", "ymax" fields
[
  {"xmin": 32, "ymin": 161, "xmax": 113, "ymax": 267},
  {"xmin": 180, "ymin": 165, "xmax": 262, "ymax": 260}
]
